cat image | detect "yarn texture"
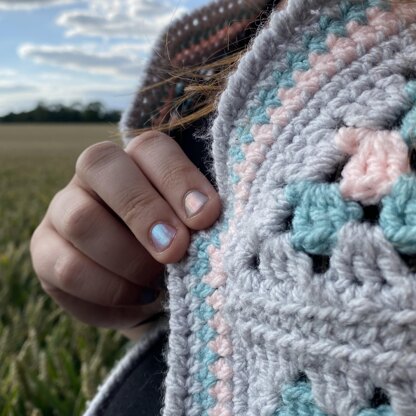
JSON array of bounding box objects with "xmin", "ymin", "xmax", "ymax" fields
[{"xmin": 120, "ymin": 0, "xmax": 416, "ymax": 415}]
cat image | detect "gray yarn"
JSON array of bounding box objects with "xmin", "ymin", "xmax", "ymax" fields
[
  {"xmin": 211, "ymin": 0, "xmax": 324, "ymax": 202},
  {"xmin": 223, "ymin": 32, "xmax": 416, "ymax": 416},
  {"xmin": 111, "ymin": 0, "xmax": 416, "ymax": 415}
]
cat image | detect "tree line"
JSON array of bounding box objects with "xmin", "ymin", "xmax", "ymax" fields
[{"xmin": 0, "ymin": 102, "xmax": 122, "ymax": 123}]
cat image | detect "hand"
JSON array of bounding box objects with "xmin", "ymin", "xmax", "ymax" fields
[{"xmin": 30, "ymin": 131, "xmax": 221, "ymax": 330}]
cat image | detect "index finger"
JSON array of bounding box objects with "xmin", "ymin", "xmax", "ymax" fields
[
  {"xmin": 75, "ymin": 141, "xmax": 190, "ymax": 264},
  {"xmin": 125, "ymin": 131, "xmax": 221, "ymax": 230}
]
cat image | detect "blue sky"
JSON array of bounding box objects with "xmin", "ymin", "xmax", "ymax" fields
[{"xmin": 0, "ymin": 0, "xmax": 209, "ymax": 116}]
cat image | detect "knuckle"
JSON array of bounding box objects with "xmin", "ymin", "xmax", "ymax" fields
[
  {"xmin": 29, "ymin": 227, "xmax": 51, "ymax": 279},
  {"xmin": 54, "ymin": 252, "xmax": 82, "ymax": 292},
  {"xmin": 126, "ymin": 131, "xmax": 167, "ymax": 155},
  {"xmin": 39, "ymin": 280, "xmax": 60, "ymax": 297},
  {"xmin": 49, "ymin": 188, "xmax": 66, "ymax": 212},
  {"xmin": 121, "ymin": 257, "xmax": 143, "ymax": 280},
  {"xmin": 121, "ymin": 256, "xmax": 161, "ymax": 282},
  {"xmin": 29, "ymin": 226, "xmax": 41, "ymax": 256},
  {"xmin": 118, "ymin": 189, "xmax": 160, "ymax": 225},
  {"xmin": 76, "ymin": 141, "xmax": 119, "ymax": 177},
  {"xmin": 61, "ymin": 199, "xmax": 96, "ymax": 241},
  {"xmin": 159, "ymin": 163, "xmax": 195, "ymax": 190},
  {"xmin": 29, "ymin": 232, "xmax": 43, "ymax": 274},
  {"xmin": 108, "ymin": 284, "xmax": 129, "ymax": 307}
]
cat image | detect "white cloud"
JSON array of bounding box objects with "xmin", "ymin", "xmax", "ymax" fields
[
  {"xmin": 0, "ymin": 0, "xmax": 79, "ymax": 10},
  {"xmin": 0, "ymin": 84, "xmax": 37, "ymax": 93},
  {"xmin": 18, "ymin": 43, "xmax": 146, "ymax": 78},
  {"xmin": 3, "ymin": 0, "xmax": 193, "ymax": 115},
  {"xmin": 0, "ymin": 70, "xmax": 134, "ymax": 116},
  {"xmin": 57, "ymin": 0, "xmax": 187, "ymax": 39},
  {"xmin": 0, "ymin": 68, "xmax": 18, "ymax": 77}
]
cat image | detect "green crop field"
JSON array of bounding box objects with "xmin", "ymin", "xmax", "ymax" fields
[{"xmin": 0, "ymin": 124, "xmax": 130, "ymax": 415}]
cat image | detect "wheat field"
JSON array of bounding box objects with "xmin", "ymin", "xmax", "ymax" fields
[{"xmin": 0, "ymin": 124, "xmax": 130, "ymax": 415}]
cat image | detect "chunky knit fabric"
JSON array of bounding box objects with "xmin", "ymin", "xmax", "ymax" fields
[
  {"xmin": 160, "ymin": 1, "xmax": 416, "ymax": 415},
  {"xmin": 91, "ymin": 1, "xmax": 416, "ymax": 415}
]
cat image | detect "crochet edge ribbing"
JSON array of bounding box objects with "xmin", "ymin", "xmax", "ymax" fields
[{"xmin": 163, "ymin": 1, "xmax": 330, "ymax": 414}]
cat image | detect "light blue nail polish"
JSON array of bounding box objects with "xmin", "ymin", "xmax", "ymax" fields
[{"xmin": 150, "ymin": 223, "xmax": 177, "ymax": 252}]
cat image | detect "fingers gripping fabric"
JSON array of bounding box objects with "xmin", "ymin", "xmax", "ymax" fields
[{"xmin": 163, "ymin": 1, "xmax": 416, "ymax": 415}]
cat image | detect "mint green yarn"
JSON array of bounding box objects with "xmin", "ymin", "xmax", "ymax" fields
[
  {"xmin": 368, "ymin": 0, "xmax": 391, "ymax": 11},
  {"xmin": 405, "ymin": 80, "xmax": 416, "ymax": 103},
  {"xmin": 380, "ymin": 175, "xmax": 416, "ymax": 255},
  {"xmin": 273, "ymin": 381, "xmax": 393, "ymax": 415},
  {"xmin": 233, "ymin": 0, "xmax": 371, "ymax": 152},
  {"xmin": 400, "ymin": 81, "xmax": 416, "ymax": 146},
  {"xmin": 228, "ymin": 145, "xmax": 245, "ymax": 162},
  {"xmin": 231, "ymin": 171, "xmax": 240, "ymax": 184},
  {"xmin": 285, "ymin": 182, "xmax": 363, "ymax": 255},
  {"xmin": 401, "ymin": 105, "xmax": 416, "ymax": 147},
  {"xmin": 274, "ymin": 382, "xmax": 326, "ymax": 416}
]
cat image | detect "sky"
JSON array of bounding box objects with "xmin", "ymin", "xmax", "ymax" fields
[{"xmin": 0, "ymin": 0, "xmax": 209, "ymax": 116}]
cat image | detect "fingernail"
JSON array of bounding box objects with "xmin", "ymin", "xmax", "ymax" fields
[
  {"xmin": 150, "ymin": 223, "xmax": 177, "ymax": 252},
  {"xmin": 139, "ymin": 288, "xmax": 160, "ymax": 305},
  {"xmin": 184, "ymin": 190, "xmax": 209, "ymax": 218}
]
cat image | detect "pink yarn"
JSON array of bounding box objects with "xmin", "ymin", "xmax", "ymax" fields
[
  {"xmin": 210, "ymin": 358, "xmax": 233, "ymax": 382},
  {"xmin": 204, "ymin": 248, "xmax": 227, "ymax": 288},
  {"xmin": 207, "ymin": 290, "xmax": 226, "ymax": 310},
  {"xmin": 234, "ymin": 5, "xmax": 405, "ymax": 212},
  {"xmin": 210, "ymin": 380, "xmax": 233, "ymax": 402},
  {"xmin": 295, "ymin": 54, "xmax": 338, "ymax": 81},
  {"xmin": 209, "ymin": 404, "xmax": 232, "ymax": 416},
  {"xmin": 203, "ymin": 227, "xmax": 234, "ymax": 413},
  {"xmin": 334, "ymin": 127, "xmax": 410, "ymax": 205},
  {"xmin": 250, "ymin": 124, "xmax": 275, "ymax": 144},
  {"xmin": 392, "ymin": 3, "xmax": 416, "ymax": 24},
  {"xmin": 233, "ymin": 6, "xmax": 406, "ymax": 232},
  {"xmin": 268, "ymin": 6, "xmax": 402, "ymax": 126},
  {"xmin": 206, "ymin": 311, "xmax": 233, "ymax": 413},
  {"xmin": 367, "ymin": 7, "xmax": 404, "ymax": 35},
  {"xmin": 327, "ymin": 35, "xmax": 359, "ymax": 61},
  {"xmin": 210, "ymin": 335, "xmax": 233, "ymax": 361},
  {"xmin": 335, "ymin": 127, "xmax": 369, "ymax": 154},
  {"xmin": 347, "ymin": 21, "xmax": 379, "ymax": 49},
  {"xmin": 210, "ymin": 313, "xmax": 229, "ymax": 335},
  {"xmin": 235, "ymin": 162, "xmax": 256, "ymax": 180}
]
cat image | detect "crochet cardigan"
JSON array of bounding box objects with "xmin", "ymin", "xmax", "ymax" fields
[{"xmin": 85, "ymin": 0, "xmax": 416, "ymax": 415}]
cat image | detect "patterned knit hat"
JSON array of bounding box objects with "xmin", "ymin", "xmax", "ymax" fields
[
  {"xmin": 120, "ymin": 0, "xmax": 273, "ymax": 133},
  {"xmin": 119, "ymin": 0, "xmax": 416, "ymax": 415}
]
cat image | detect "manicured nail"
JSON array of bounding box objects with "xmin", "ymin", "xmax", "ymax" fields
[
  {"xmin": 184, "ymin": 190, "xmax": 209, "ymax": 218},
  {"xmin": 150, "ymin": 223, "xmax": 177, "ymax": 252},
  {"xmin": 139, "ymin": 288, "xmax": 160, "ymax": 305}
]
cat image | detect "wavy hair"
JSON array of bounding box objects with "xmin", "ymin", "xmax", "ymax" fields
[{"xmin": 131, "ymin": 0, "xmax": 416, "ymax": 136}]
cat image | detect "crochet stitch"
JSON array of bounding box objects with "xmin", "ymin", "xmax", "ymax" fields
[
  {"xmin": 93, "ymin": 0, "xmax": 416, "ymax": 415},
  {"xmin": 159, "ymin": 1, "xmax": 416, "ymax": 415}
]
